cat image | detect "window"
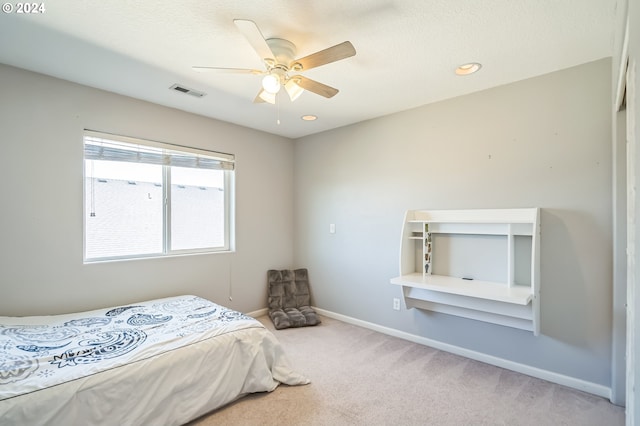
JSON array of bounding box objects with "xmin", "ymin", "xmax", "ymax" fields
[{"xmin": 83, "ymin": 131, "xmax": 234, "ymax": 262}]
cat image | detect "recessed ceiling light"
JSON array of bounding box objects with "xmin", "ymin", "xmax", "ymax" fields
[
  {"xmin": 455, "ymin": 62, "xmax": 482, "ymax": 76},
  {"xmin": 301, "ymin": 115, "xmax": 317, "ymax": 121}
]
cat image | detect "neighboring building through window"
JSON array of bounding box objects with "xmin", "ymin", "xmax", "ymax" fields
[{"xmin": 83, "ymin": 131, "xmax": 234, "ymax": 262}]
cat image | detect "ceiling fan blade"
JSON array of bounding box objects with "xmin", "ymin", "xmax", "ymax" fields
[
  {"xmin": 292, "ymin": 41, "xmax": 356, "ymax": 71},
  {"xmin": 192, "ymin": 66, "xmax": 263, "ymax": 75},
  {"xmin": 234, "ymin": 19, "xmax": 275, "ymax": 63},
  {"xmin": 294, "ymin": 76, "xmax": 339, "ymax": 98}
]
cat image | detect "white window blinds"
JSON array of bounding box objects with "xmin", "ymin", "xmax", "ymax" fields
[{"xmin": 84, "ymin": 130, "xmax": 235, "ymax": 171}]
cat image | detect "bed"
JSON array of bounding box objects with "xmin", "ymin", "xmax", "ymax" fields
[{"xmin": 0, "ymin": 295, "xmax": 309, "ymax": 425}]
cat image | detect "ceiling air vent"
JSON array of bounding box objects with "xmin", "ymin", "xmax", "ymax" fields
[{"xmin": 169, "ymin": 84, "xmax": 206, "ymax": 98}]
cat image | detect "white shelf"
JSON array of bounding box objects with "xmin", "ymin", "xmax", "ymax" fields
[
  {"xmin": 392, "ymin": 208, "xmax": 540, "ymax": 335},
  {"xmin": 391, "ymin": 273, "xmax": 532, "ymax": 305},
  {"xmin": 407, "ymin": 208, "xmax": 536, "ymax": 223}
]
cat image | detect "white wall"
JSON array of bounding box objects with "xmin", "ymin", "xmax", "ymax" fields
[
  {"xmin": 624, "ymin": 0, "xmax": 640, "ymax": 419},
  {"xmin": 0, "ymin": 64, "xmax": 294, "ymax": 316},
  {"xmin": 294, "ymin": 59, "xmax": 613, "ymax": 388},
  {"xmin": 611, "ymin": 0, "xmax": 629, "ymax": 407}
]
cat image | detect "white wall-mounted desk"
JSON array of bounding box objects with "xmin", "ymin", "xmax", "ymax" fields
[{"xmin": 390, "ymin": 208, "xmax": 540, "ymax": 335}]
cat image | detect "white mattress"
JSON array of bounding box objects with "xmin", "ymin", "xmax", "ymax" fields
[{"xmin": 0, "ymin": 295, "xmax": 309, "ymax": 425}]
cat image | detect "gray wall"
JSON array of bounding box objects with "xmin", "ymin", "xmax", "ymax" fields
[
  {"xmin": 0, "ymin": 58, "xmax": 616, "ymax": 390},
  {"xmin": 293, "ymin": 59, "xmax": 613, "ymax": 387},
  {"xmin": 0, "ymin": 64, "xmax": 294, "ymax": 316}
]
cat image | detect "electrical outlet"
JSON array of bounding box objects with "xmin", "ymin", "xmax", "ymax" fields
[{"xmin": 393, "ymin": 298, "xmax": 400, "ymax": 311}]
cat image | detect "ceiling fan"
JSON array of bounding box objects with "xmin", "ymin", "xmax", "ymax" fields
[{"xmin": 193, "ymin": 19, "xmax": 356, "ymax": 104}]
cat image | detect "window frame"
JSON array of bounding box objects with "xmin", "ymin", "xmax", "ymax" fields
[{"xmin": 83, "ymin": 130, "xmax": 235, "ymax": 263}]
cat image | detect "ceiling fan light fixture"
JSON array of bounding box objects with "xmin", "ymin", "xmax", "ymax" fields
[
  {"xmin": 455, "ymin": 62, "xmax": 482, "ymax": 76},
  {"xmin": 262, "ymin": 73, "xmax": 281, "ymax": 94},
  {"xmin": 285, "ymin": 79, "xmax": 304, "ymax": 102},
  {"xmin": 258, "ymin": 90, "xmax": 276, "ymax": 104}
]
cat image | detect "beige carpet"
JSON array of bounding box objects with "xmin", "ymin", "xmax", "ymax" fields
[{"xmin": 188, "ymin": 315, "xmax": 624, "ymax": 426}]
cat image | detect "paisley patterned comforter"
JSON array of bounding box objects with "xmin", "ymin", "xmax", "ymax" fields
[{"xmin": 0, "ymin": 295, "xmax": 309, "ymax": 425}]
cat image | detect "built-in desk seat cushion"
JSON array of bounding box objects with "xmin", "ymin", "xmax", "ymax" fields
[{"xmin": 267, "ymin": 268, "xmax": 320, "ymax": 330}]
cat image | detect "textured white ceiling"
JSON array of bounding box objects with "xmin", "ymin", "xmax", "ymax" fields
[{"xmin": 0, "ymin": 0, "xmax": 617, "ymax": 138}]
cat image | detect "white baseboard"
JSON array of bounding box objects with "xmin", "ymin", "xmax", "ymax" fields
[
  {"xmin": 246, "ymin": 307, "xmax": 268, "ymax": 318},
  {"xmin": 313, "ymin": 307, "xmax": 612, "ymax": 400}
]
